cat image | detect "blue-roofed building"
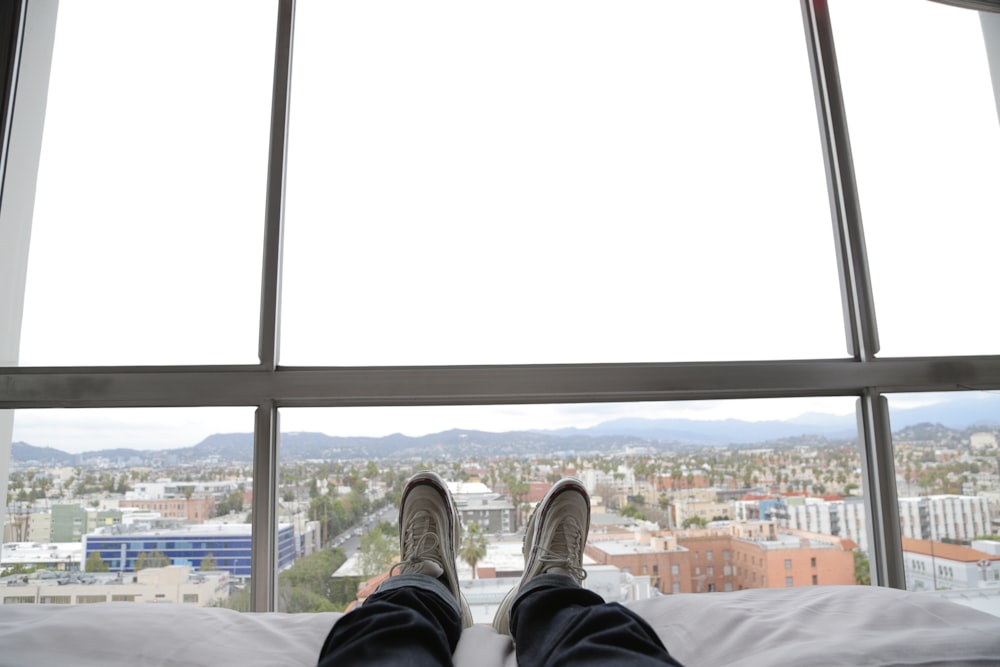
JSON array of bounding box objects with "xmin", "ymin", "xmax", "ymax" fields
[{"xmin": 83, "ymin": 523, "xmax": 295, "ymax": 579}]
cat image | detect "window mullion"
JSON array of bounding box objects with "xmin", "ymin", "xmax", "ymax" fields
[
  {"xmin": 258, "ymin": 0, "xmax": 295, "ymax": 370},
  {"xmin": 857, "ymin": 392, "xmax": 905, "ymax": 588},
  {"xmin": 800, "ymin": 0, "xmax": 879, "ymax": 361},
  {"xmin": 251, "ymin": 402, "xmax": 280, "ymax": 611}
]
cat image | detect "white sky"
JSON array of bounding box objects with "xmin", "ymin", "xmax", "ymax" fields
[{"xmin": 8, "ymin": 1, "xmax": 1000, "ymax": 451}]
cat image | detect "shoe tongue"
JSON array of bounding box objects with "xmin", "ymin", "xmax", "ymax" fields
[
  {"xmin": 541, "ymin": 564, "xmax": 576, "ymax": 577},
  {"xmin": 406, "ymin": 559, "xmax": 444, "ymax": 578}
]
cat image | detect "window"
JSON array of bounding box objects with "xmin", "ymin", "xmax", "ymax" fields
[
  {"xmin": 671, "ymin": 565, "xmax": 680, "ymax": 576},
  {"xmin": 39, "ymin": 596, "xmax": 71, "ymax": 604},
  {"xmin": 829, "ymin": 0, "xmax": 1000, "ymax": 357},
  {"xmin": 282, "ymin": 1, "xmax": 842, "ymax": 366},
  {"xmin": 785, "ymin": 559, "xmax": 792, "ymax": 570},
  {"xmin": 3, "ymin": 597, "xmax": 35, "ymax": 604},
  {"xmin": 75, "ymin": 595, "xmax": 107, "ymax": 604},
  {"xmin": 811, "ymin": 558, "xmax": 817, "ymax": 568},
  {"xmin": 785, "ymin": 577, "xmax": 794, "ymax": 588},
  {"xmin": 183, "ymin": 594, "xmax": 199, "ymax": 604},
  {"xmin": 16, "ymin": 0, "xmax": 273, "ymax": 366},
  {"xmin": 3, "ymin": 0, "xmax": 999, "ymax": 613},
  {"xmin": 812, "ymin": 575, "xmax": 819, "ymax": 586}
]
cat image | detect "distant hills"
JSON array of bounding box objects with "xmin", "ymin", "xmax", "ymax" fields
[{"xmin": 10, "ymin": 392, "xmax": 1000, "ymax": 465}]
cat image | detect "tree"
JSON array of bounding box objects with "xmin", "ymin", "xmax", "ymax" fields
[
  {"xmin": 135, "ymin": 550, "xmax": 170, "ymax": 571},
  {"xmin": 0, "ymin": 563, "xmax": 36, "ymax": 577},
  {"xmin": 358, "ymin": 528, "xmax": 397, "ymax": 578},
  {"xmin": 85, "ymin": 552, "xmax": 109, "ymax": 572},
  {"xmin": 620, "ymin": 504, "xmax": 646, "ymax": 520},
  {"xmin": 200, "ymin": 553, "xmax": 218, "ymax": 571},
  {"xmin": 460, "ymin": 523, "xmax": 488, "ymax": 579},
  {"xmin": 276, "ymin": 548, "xmax": 349, "ymax": 612},
  {"xmin": 216, "ymin": 490, "xmax": 245, "ymax": 516},
  {"xmin": 853, "ymin": 551, "xmax": 871, "ymax": 586}
]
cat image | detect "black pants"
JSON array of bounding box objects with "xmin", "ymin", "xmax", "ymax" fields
[{"xmin": 317, "ymin": 573, "xmax": 684, "ymax": 667}]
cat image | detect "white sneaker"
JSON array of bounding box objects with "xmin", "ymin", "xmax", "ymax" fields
[
  {"xmin": 492, "ymin": 478, "xmax": 590, "ymax": 636},
  {"xmin": 391, "ymin": 471, "xmax": 474, "ymax": 627}
]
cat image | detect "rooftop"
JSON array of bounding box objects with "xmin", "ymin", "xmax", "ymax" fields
[
  {"xmin": 902, "ymin": 538, "xmax": 1000, "ymax": 563},
  {"xmin": 1, "ymin": 541, "xmax": 83, "ymax": 564}
]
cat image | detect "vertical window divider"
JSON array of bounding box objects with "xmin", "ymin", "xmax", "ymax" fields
[
  {"xmin": 0, "ymin": 0, "xmax": 56, "ymax": 546},
  {"xmin": 259, "ymin": 0, "xmax": 294, "ymax": 371},
  {"xmin": 800, "ymin": 0, "xmax": 879, "ymax": 362},
  {"xmin": 802, "ymin": 0, "xmax": 902, "ymax": 587},
  {"xmin": 857, "ymin": 392, "xmax": 905, "ymax": 588},
  {"xmin": 252, "ymin": 402, "xmax": 280, "ymax": 611},
  {"xmin": 252, "ymin": 0, "xmax": 295, "ymax": 611}
]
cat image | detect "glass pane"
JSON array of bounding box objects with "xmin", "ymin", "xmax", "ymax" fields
[
  {"xmin": 275, "ymin": 397, "xmax": 861, "ymax": 614},
  {"xmin": 886, "ymin": 392, "xmax": 1000, "ymax": 601},
  {"xmin": 282, "ymin": 1, "xmax": 844, "ymax": 366},
  {"xmin": 3, "ymin": 407, "xmax": 255, "ymax": 610},
  {"xmin": 18, "ymin": 1, "xmax": 275, "ymax": 366},
  {"xmin": 830, "ymin": 1, "xmax": 1000, "ymax": 357}
]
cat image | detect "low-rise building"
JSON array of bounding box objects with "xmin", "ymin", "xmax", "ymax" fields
[
  {"xmin": 82, "ymin": 523, "xmax": 295, "ymax": 579},
  {"xmin": 902, "ymin": 538, "xmax": 1000, "ymax": 592},
  {"xmin": 119, "ymin": 497, "xmax": 216, "ymax": 524},
  {"xmin": 1, "ymin": 541, "xmax": 83, "ymax": 572},
  {"xmin": 0, "ymin": 564, "xmax": 230, "ymax": 606}
]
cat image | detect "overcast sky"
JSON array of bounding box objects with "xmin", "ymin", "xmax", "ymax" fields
[{"xmin": 9, "ymin": 0, "xmax": 1000, "ymax": 452}]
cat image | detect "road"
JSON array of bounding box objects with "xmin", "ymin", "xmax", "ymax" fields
[{"xmin": 329, "ymin": 504, "xmax": 396, "ymax": 556}]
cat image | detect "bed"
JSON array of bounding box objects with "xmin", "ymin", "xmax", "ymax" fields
[{"xmin": 1, "ymin": 585, "xmax": 997, "ymax": 666}]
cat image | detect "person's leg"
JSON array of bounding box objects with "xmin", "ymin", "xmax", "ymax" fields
[
  {"xmin": 317, "ymin": 471, "xmax": 473, "ymax": 667},
  {"xmin": 493, "ymin": 478, "xmax": 683, "ymax": 667},
  {"xmin": 317, "ymin": 573, "xmax": 462, "ymax": 667},
  {"xmin": 510, "ymin": 573, "xmax": 684, "ymax": 667}
]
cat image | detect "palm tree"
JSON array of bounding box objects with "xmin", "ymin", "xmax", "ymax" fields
[{"xmin": 460, "ymin": 523, "xmax": 488, "ymax": 579}]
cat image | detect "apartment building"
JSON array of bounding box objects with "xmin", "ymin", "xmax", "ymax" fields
[{"xmin": 586, "ymin": 521, "xmax": 856, "ymax": 594}]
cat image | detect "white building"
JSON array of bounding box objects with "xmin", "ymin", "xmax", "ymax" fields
[
  {"xmin": 778, "ymin": 494, "xmax": 993, "ymax": 552},
  {"xmin": 781, "ymin": 497, "xmax": 868, "ymax": 551},
  {"xmin": 970, "ymin": 432, "xmax": 997, "ymax": 452},
  {"xmin": 1, "ymin": 541, "xmax": 83, "ymax": 572},
  {"xmin": 902, "ymin": 538, "xmax": 1000, "ymax": 592},
  {"xmin": 0, "ymin": 564, "xmax": 230, "ymax": 606},
  {"xmin": 898, "ymin": 495, "xmax": 992, "ymax": 543}
]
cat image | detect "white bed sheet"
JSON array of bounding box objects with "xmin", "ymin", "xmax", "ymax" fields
[{"xmin": 1, "ymin": 585, "xmax": 997, "ymax": 666}]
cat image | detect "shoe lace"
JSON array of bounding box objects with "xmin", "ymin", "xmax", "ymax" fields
[
  {"xmin": 537, "ymin": 515, "xmax": 588, "ymax": 582},
  {"xmin": 391, "ymin": 510, "xmax": 444, "ymax": 577}
]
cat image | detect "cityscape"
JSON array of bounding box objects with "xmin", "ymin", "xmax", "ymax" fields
[{"xmin": 3, "ymin": 411, "xmax": 1000, "ymax": 620}]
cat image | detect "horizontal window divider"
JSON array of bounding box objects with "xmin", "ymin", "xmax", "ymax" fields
[{"xmin": 2, "ymin": 356, "xmax": 1000, "ymax": 408}]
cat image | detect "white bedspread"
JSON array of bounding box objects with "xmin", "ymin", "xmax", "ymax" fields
[{"xmin": 1, "ymin": 586, "xmax": 997, "ymax": 666}]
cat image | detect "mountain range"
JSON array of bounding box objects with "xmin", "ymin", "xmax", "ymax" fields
[{"xmin": 10, "ymin": 392, "xmax": 1000, "ymax": 465}]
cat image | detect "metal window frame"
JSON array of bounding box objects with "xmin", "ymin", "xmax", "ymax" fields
[{"xmin": 3, "ymin": 0, "xmax": 1000, "ymax": 609}]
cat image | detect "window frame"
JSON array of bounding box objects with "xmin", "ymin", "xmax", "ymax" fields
[{"xmin": 3, "ymin": 0, "xmax": 1000, "ymax": 611}]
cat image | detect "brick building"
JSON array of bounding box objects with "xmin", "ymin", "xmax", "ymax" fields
[
  {"xmin": 586, "ymin": 521, "xmax": 856, "ymax": 594},
  {"xmin": 119, "ymin": 497, "xmax": 216, "ymax": 524}
]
